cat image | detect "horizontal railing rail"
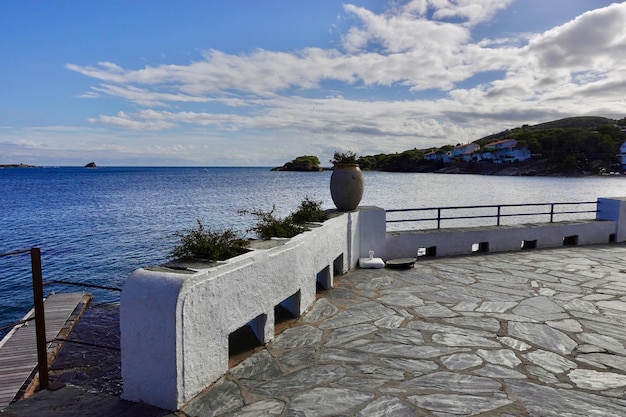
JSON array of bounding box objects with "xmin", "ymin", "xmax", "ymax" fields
[{"xmin": 386, "ymin": 201, "xmax": 598, "ymax": 229}]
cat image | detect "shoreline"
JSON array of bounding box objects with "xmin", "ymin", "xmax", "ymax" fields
[
  {"xmin": 0, "ymin": 164, "xmax": 38, "ymax": 169},
  {"xmin": 273, "ymin": 161, "xmax": 610, "ymax": 177}
]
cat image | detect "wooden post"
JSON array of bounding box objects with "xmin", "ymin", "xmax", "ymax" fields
[{"xmin": 30, "ymin": 248, "xmax": 48, "ymax": 390}]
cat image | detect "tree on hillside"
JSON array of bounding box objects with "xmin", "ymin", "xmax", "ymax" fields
[
  {"xmin": 273, "ymin": 155, "xmax": 322, "ymax": 171},
  {"xmin": 292, "ymin": 155, "xmax": 320, "ymax": 165}
]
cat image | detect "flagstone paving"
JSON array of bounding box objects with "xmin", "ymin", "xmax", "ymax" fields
[
  {"xmin": 5, "ymin": 244, "xmax": 626, "ymax": 416},
  {"xmin": 183, "ymin": 244, "xmax": 626, "ymax": 416}
]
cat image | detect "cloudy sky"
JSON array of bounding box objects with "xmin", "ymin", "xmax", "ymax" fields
[{"xmin": 1, "ymin": 0, "xmax": 625, "ymax": 166}]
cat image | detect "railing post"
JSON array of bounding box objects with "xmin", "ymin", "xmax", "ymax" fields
[
  {"xmin": 30, "ymin": 248, "xmax": 48, "ymax": 390},
  {"xmin": 437, "ymin": 208, "xmax": 442, "ymax": 229},
  {"xmin": 497, "ymin": 206, "xmax": 501, "ymax": 226},
  {"xmin": 550, "ymin": 204, "xmax": 555, "ymax": 223}
]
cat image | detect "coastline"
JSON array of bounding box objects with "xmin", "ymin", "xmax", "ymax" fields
[
  {"xmin": 273, "ymin": 159, "xmax": 607, "ymax": 177},
  {"xmin": 0, "ymin": 164, "xmax": 37, "ymax": 169},
  {"xmin": 419, "ymin": 160, "xmax": 595, "ymax": 177}
]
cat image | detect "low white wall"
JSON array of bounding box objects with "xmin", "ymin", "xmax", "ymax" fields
[
  {"xmin": 383, "ymin": 197, "xmax": 624, "ymax": 259},
  {"xmin": 121, "ymin": 198, "xmax": 626, "ymax": 410},
  {"xmin": 121, "ymin": 207, "xmax": 381, "ymax": 410},
  {"xmin": 597, "ymin": 197, "xmax": 626, "ymax": 241},
  {"xmin": 385, "ymin": 220, "xmax": 617, "ymax": 259}
]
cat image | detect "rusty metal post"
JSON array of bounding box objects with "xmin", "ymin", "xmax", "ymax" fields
[{"xmin": 30, "ymin": 247, "xmax": 48, "ymax": 389}]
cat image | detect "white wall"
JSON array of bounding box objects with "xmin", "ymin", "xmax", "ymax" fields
[
  {"xmin": 384, "ymin": 198, "xmax": 624, "ymax": 259},
  {"xmin": 121, "ymin": 207, "xmax": 380, "ymax": 410},
  {"xmin": 385, "ymin": 220, "xmax": 616, "ymax": 259},
  {"xmin": 121, "ymin": 198, "xmax": 625, "ymax": 410},
  {"xmin": 597, "ymin": 197, "xmax": 626, "ymax": 241}
]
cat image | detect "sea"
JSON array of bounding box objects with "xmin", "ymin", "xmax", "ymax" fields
[{"xmin": 1, "ymin": 166, "xmax": 625, "ymax": 335}]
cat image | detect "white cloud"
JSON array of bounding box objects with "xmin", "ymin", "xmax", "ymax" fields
[
  {"xmin": 429, "ymin": 0, "xmax": 513, "ymax": 25},
  {"xmin": 526, "ymin": 3, "xmax": 626, "ymax": 71},
  {"xmin": 91, "ymin": 84, "xmax": 213, "ymax": 107},
  {"xmin": 54, "ymin": 1, "xmax": 626, "ymax": 165},
  {"xmin": 342, "ymin": 4, "xmax": 470, "ymax": 53},
  {"xmin": 88, "ymin": 111, "xmax": 177, "ymax": 130}
]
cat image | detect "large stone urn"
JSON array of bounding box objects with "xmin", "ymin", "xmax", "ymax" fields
[{"xmin": 330, "ymin": 163, "xmax": 364, "ymax": 211}]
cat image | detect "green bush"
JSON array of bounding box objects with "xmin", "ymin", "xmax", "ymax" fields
[
  {"xmin": 330, "ymin": 151, "xmax": 358, "ymax": 166},
  {"xmin": 240, "ymin": 198, "xmax": 329, "ymax": 239},
  {"xmin": 240, "ymin": 205, "xmax": 306, "ymax": 239},
  {"xmin": 293, "ymin": 155, "xmax": 321, "ymax": 166},
  {"xmin": 170, "ymin": 219, "xmax": 249, "ymax": 261},
  {"xmin": 290, "ymin": 197, "xmax": 330, "ymax": 223}
]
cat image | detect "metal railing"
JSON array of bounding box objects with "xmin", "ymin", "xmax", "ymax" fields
[
  {"xmin": 386, "ymin": 201, "xmax": 598, "ymax": 229},
  {"xmin": 0, "ymin": 248, "xmax": 48, "ymax": 389}
]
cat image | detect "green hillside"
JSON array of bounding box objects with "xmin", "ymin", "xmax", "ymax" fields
[
  {"xmin": 475, "ymin": 116, "xmax": 625, "ymax": 169},
  {"xmin": 358, "ymin": 116, "xmax": 626, "ymax": 173}
]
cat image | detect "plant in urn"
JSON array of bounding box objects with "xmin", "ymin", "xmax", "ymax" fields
[{"xmin": 329, "ymin": 151, "xmax": 364, "ymax": 211}]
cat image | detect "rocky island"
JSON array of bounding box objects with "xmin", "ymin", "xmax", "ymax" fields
[
  {"xmin": 271, "ymin": 155, "xmax": 325, "ymax": 172},
  {"xmin": 0, "ymin": 163, "xmax": 37, "ymax": 168}
]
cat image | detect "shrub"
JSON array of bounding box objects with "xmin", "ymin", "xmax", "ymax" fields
[
  {"xmin": 239, "ymin": 205, "xmax": 307, "ymax": 240},
  {"xmin": 289, "ymin": 197, "xmax": 330, "ymax": 224},
  {"xmin": 293, "ymin": 155, "xmax": 321, "ymax": 166},
  {"xmin": 170, "ymin": 219, "xmax": 249, "ymax": 261},
  {"xmin": 330, "ymin": 151, "xmax": 358, "ymax": 166}
]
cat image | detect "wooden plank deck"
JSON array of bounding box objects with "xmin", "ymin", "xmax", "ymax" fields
[{"xmin": 0, "ymin": 292, "xmax": 91, "ymax": 411}]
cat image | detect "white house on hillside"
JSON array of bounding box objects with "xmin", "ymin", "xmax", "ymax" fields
[
  {"xmin": 426, "ymin": 143, "xmax": 481, "ymax": 163},
  {"xmin": 424, "ymin": 150, "xmax": 439, "ymax": 161},
  {"xmin": 481, "ymin": 139, "xmax": 531, "ymax": 164},
  {"xmin": 450, "ymin": 143, "xmax": 481, "ymax": 162},
  {"xmin": 425, "ymin": 139, "xmax": 531, "ymax": 164},
  {"xmin": 618, "ymin": 142, "xmax": 626, "ymax": 170}
]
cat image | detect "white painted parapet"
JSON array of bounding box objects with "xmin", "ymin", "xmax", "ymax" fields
[
  {"xmin": 385, "ymin": 220, "xmax": 617, "ymax": 259},
  {"xmin": 121, "ymin": 208, "xmax": 380, "ymax": 410},
  {"xmin": 597, "ymin": 197, "xmax": 626, "ymax": 242},
  {"xmin": 383, "ymin": 197, "xmax": 625, "ymax": 259},
  {"xmin": 121, "ymin": 199, "xmax": 626, "ymax": 410}
]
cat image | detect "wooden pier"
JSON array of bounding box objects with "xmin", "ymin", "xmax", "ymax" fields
[{"xmin": 0, "ymin": 292, "xmax": 91, "ymax": 411}]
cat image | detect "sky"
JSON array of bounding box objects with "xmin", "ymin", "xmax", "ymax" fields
[{"xmin": 1, "ymin": 0, "xmax": 625, "ymax": 167}]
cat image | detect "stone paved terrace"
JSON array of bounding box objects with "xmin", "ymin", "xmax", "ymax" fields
[{"xmin": 5, "ymin": 243, "xmax": 626, "ymax": 416}]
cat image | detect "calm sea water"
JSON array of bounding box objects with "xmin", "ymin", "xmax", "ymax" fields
[{"xmin": 1, "ymin": 166, "xmax": 625, "ymax": 333}]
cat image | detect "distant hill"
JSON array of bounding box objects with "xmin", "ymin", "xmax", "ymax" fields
[
  {"xmin": 274, "ymin": 116, "xmax": 626, "ymax": 176},
  {"xmin": 531, "ymin": 116, "xmax": 615, "ymax": 130},
  {"xmin": 357, "ymin": 116, "xmax": 626, "ymax": 175},
  {"xmin": 475, "ymin": 116, "xmax": 617, "ymax": 145}
]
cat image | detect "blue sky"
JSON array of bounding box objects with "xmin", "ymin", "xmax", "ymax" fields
[{"xmin": 1, "ymin": 0, "xmax": 625, "ymax": 166}]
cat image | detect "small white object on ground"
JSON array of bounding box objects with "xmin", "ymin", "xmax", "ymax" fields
[{"xmin": 359, "ymin": 257, "xmax": 385, "ymax": 268}]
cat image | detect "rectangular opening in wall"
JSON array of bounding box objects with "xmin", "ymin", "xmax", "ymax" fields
[
  {"xmin": 275, "ymin": 290, "xmax": 301, "ymax": 334},
  {"xmin": 610, "ymin": 233, "xmax": 616, "ymax": 243},
  {"xmin": 317, "ymin": 265, "xmax": 331, "ymax": 292},
  {"xmin": 563, "ymin": 235, "xmax": 578, "ymax": 246},
  {"xmin": 333, "ymin": 254, "xmax": 344, "ymax": 275},
  {"xmin": 471, "ymin": 242, "xmax": 489, "ymax": 253},
  {"xmin": 229, "ymin": 314, "xmax": 266, "ymax": 366},
  {"xmin": 521, "ymin": 240, "xmax": 537, "ymax": 250},
  {"xmin": 417, "ymin": 246, "xmax": 437, "ymax": 258}
]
